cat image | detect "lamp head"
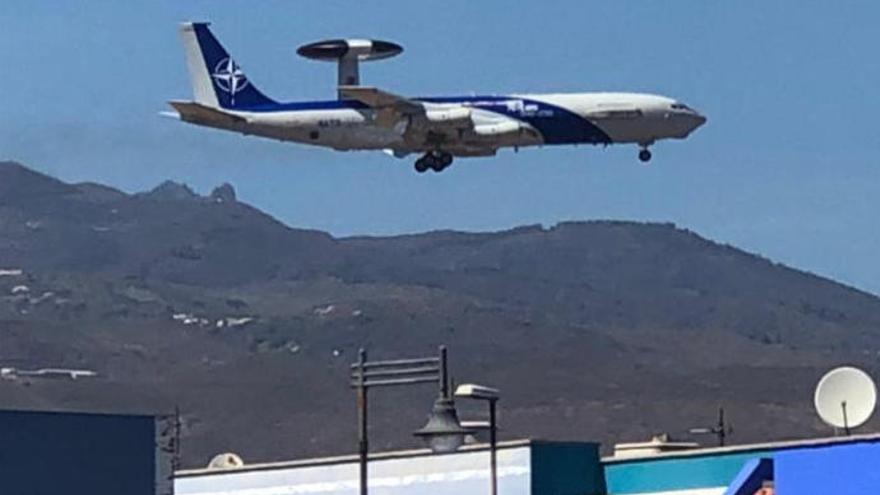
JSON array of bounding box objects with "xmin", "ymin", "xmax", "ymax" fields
[
  {"xmin": 414, "ymin": 396, "xmax": 473, "ymax": 453},
  {"xmin": 455, "ymin": 383, "xmax": 500, "ymax": 401}
]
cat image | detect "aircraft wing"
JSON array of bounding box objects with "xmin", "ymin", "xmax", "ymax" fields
[
  {"xmin": 339, "ymin": 85, "xmax": 476, "ymax": 149},
  {"xmin": 338, "ymin": 86, "xmax": 423, "ymax": 114}
]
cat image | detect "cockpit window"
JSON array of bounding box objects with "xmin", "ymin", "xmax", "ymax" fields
[{"xmin": 671, "ymin": 103, "xmax": 691, "ymax": 111}]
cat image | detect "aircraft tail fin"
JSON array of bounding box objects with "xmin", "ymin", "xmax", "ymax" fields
[{"xmin": 178, "ymin": 22, "xmax": 276, "ymax": 110}]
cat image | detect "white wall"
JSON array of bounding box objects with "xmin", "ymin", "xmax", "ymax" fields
[{"xmin": 176, "ymin": 447, "xmax": 530, "ymax": 495}]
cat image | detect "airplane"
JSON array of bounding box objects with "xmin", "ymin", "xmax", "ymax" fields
[{"xmin": 166, "ymin": 23, "xmax": 707, "ymax": 173}]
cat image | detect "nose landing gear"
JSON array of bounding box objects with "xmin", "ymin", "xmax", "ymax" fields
[
  {"xmin": 414, "ymin": 152, "xmax": 454, "ymax": 173},
  {"xmin": 638, "ymin": 145, "xmax": 652, "ymax": 163}
]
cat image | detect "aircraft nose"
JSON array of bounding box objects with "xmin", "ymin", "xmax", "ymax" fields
[
  {"xmin": 687, "ymin": 112, "xmax": 707, "ymax": 133},
  {"xmin": 668, "ymin": 111, "xmax": 707, "ymax": 138}
]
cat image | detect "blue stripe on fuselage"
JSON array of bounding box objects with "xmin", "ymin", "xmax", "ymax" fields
[
  {"xmin": 235, "ymin": 95, "xmax": 611, "ymax": 145},
  {"xmin": 239, "ymin": 100, "xmax": 369, "ymax": 112}
]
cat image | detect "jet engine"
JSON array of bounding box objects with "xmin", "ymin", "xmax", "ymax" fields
[
  {"xmin": 473, "ymin": 121, "xmax": 523, "ymax": 137},
  {"xmin": 423, "ymin": 107, "xmax": 473, "ymax": 126}
]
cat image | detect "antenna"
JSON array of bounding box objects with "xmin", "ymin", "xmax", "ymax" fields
[
  {"xmin": 814, "ymin": 366, "xmax": 877, "ymax": 435},
  {"xmin": 688, "ymin": 407, "xmax": 733, "ymax": 446}
]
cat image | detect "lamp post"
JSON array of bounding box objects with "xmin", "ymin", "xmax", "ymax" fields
[
  {"xmin": 455, "ymin": 383, "xmax": 501, "ymax": 495},
  {"xmin": 350, "ymin": 346, "xmax": 470, "ymax": 495}
]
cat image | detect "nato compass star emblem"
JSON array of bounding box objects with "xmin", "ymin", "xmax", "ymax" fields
[{"xmin": 212, "ymin": 57, "xmax": 249, "ymax": 105}]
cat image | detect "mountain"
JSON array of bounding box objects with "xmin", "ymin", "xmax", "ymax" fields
[{"xmin": 1, "ymin": 160, "xmax": 879, "ymax": 467}]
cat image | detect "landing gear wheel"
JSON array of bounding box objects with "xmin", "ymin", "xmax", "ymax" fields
[
  {"xmin": 416, "ymin": 152, "xmax": 453, "ymax": 173},
  {"xmin": 429, "ymin": 157, "xmax": 444, "ymax": 172},
  {"xmin": 638, "ymin": 149, "xmax": 652, "ymax": 163},
  {"xmin": 439, "ymin": 153, "xmax": 453, "ymax": 168},
  {"xmin": 430, "ymin": 152, "xmax": 453, "ymax": 172}
]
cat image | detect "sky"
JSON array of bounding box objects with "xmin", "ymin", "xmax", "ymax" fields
[{"xmin": 2, "ymin": 1, "xmax": 879, "ymax": 294}]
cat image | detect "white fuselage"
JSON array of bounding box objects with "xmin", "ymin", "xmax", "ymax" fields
[{"xmin": 175, "ymin": 92, "xmax": 706, "ymax": 157}]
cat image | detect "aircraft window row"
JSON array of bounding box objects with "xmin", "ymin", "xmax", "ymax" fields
[{"xmin": 592, "ymin": 109, "xmax": 643, "ymax": 119}]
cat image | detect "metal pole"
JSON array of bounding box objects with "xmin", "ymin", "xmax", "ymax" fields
[
  {"xmin": 489, "ymin": 398, "xmax": 498, "ymax": 495},
  {"xmin": 439, "ymin": 345, "xmax": 449, "ymax": 399},
  {"xmin": 842, "ymin": 401, "xmax": 851, "ymax": 436},
  {"xmin": 358, "ymin": 348, "xmax": 368, "ymax": 495}
]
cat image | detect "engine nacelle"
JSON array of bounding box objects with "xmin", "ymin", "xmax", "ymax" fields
[
  {"xmin": 473, "ymin": 121, "xmax": 522, "ymax": 137},
  {"xmin": 423, "ymin": 107, "xmax": 472, "ymax": 126}
]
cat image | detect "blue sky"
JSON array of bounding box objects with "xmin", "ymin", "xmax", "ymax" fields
[{"xmin": 2, "ymin": 1, "xmax": 879, "ymax": 294}]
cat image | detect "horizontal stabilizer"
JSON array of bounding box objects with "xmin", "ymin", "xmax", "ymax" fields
[{"xmin": 168, "ymin": 100, "xmax": 246, "ymax": 126}]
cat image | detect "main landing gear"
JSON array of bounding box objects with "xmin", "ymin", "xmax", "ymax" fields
[
  {"xmin": 414, "ymin": 151, "xmax": 453, "ymax": 173},
  {"xmin": 638, "ymin": 145, "xmax": 652, "ymax": 163}
]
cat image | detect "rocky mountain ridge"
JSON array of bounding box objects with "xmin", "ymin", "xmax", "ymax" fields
[{"xmin": 1, "ymin": 160, "xmax": 878, "ymax": 466}]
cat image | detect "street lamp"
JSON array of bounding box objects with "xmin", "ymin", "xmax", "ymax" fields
[
  {"xmin": 413, "ymin": 394, "xmax": 473, "ymax": 453},
  {"xmin": 456, "ymin": 383, "xmax": 501, "ymax": 495},
  {"xmin": 350, "ymin": 346, "xmax": 471, "ymax": 495}
]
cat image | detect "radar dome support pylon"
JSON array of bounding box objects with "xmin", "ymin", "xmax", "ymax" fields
[{"xmin": 296, "ymin": 39, "xmax": 403, "ymax": 98}]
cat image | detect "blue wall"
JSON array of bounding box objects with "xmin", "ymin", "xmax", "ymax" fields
[
  {"xmin": 775, "ymin": 441, "xmax": 880, "ymax": 495},
  {"xmin": 604, "ymin": 439, "xmax": 880, "ymax": 495},
  {"xmin": 605, "ymin": 451, "xmax": 771, "ymax": 494}
]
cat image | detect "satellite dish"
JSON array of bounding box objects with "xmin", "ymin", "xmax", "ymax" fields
[{"xmin": 814, "ymin": 366, "xmax": 877, "ymax": 433}]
